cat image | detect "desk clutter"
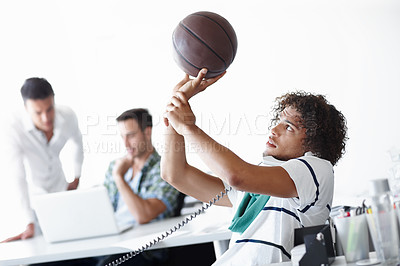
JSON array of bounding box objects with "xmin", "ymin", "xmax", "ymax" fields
[
  {"xmin": 331, "ymin": 178, "xmax": 400, "ymax": 265},
  {"xmin": 292, "ymin": 224, "xmax": 336, "ymax": 266},
  {"xmin": 291, "ymin": 178, "xmax": 400, "ymax": 266}
]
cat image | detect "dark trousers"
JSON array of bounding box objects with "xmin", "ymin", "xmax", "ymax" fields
[
  {"xmin": 96, "ymin": 249, "xmax": 169, "ymax": 266},
  {"xmin": 30, "ymin": 242, "xmax": 216, "ymax": 266},
  {"xmin": 29, "ymin": 250, "xmax": 167, "ymax": 266}
]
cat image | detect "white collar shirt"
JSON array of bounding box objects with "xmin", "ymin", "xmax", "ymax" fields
[{"xmin": 3, "ymin": 105, "xmax": 84, "ymax": 224}]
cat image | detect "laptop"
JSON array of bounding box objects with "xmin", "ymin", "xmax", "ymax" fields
[{"xmin": 32, "ymin": 185, "xmax": 132, "ymax": 243}]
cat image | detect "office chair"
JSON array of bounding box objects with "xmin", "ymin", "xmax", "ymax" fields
[{"xmin": 173, "ymin": 192, "xmax": 186, "ymax": 217}]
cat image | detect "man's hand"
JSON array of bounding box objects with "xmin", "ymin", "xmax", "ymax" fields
[
  {"xmin": 67, "ymin": 177, "xmax": 79, "ymax": 190},
  {"xmin": 0, "ymin": 223, "xmax": 34, "ymax": 243},
  {"xmin": 173, "ymin": 68, "xmax": 226, "ymax": 100},
  {"xmin": 164, "ymin": 68, "xmax": 225, "ymax": 126},
  {"xmin": 112, "ymin": 156, "xmax": 134, "ymax": 183},
  {"xmin": 165, "ymin": 92, "xmax": 197, "ymax": 136}
]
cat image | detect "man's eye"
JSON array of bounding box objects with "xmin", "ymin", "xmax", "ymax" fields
[{"xmin": 286, "ymin": 125, "xmax": 293, "ymax": 132}]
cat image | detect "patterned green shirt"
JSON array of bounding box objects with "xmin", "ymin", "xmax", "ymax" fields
[{"xmin": 103, "ymin": 150, "xmax": 180, "ymax": 224}]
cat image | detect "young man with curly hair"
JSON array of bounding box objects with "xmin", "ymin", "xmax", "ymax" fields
[{"xmin": 161, "ymin": 69, "xmax": 348, "ymax": 265}]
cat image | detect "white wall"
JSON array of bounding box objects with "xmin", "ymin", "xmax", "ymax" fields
[{"xmin": 0, "ymin": 0, "xmax": 399, "ymax": 234}]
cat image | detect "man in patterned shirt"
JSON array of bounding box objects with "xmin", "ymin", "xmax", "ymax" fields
[{"xmin": 99, "ymin": 108, "xmax": 182, "ymax": 266}]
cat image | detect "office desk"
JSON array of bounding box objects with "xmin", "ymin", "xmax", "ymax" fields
[{"xmin": 0, "ymin": 211, "xmax": 232, "ymax": 266}]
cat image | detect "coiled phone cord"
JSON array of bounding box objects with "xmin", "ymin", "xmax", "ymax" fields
[{"xmin": 107, "ymin": 186, "xmax": 232, "ymax": 266}]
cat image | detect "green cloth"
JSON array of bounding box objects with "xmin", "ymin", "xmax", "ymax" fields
[{"xmin": 228, "ymin": 192, "xmax": 270, "ymax": 234}]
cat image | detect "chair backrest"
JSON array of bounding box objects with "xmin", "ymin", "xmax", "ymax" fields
[{"xmin": 173, "ymin": 192, "xmax": 186, "ymax": 217}]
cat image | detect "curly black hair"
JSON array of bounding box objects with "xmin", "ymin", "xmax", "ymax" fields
[{"xmin": 270, "ymin": 91, "xmax": 348, "ymax": 166}]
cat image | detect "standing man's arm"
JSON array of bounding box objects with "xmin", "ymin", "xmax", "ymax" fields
[
  {"xmin": 67, "ymin": 109, "xmax": 83, "ymax": 190},
  {"xmin": 1, "ymin": 126, "xmax": 35, "ymax": 242}
]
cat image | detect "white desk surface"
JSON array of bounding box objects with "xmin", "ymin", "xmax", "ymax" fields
[{"xmin": 0, "ymin": 211, "xmax": 232, "ymax": 266}]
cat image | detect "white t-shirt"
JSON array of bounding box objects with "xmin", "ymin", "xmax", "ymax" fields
[{"xmin": 213, "ymin": 153, "xmax": 334, "ymax": 265}]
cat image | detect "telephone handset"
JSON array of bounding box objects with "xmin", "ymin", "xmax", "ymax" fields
[{"xmin": 107, "ymin": 186, "xmax": 233, "ymax": 266}]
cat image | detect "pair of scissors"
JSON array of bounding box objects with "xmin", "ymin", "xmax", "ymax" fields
[{"xmin": 355, "ymin": 199, "xmax": 367, "ymax": 215}]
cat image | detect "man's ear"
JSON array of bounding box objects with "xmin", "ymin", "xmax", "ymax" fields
[{"xmin": 144, "ymin": 127, "xmax": 152, "ymax": 139}]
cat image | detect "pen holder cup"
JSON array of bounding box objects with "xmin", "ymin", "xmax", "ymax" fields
[
  {"xmin": 334, "ymin": 213, "xmax": 369, "ymax": 263},
  {"xmin": 366, "ymin": 210, "xmax": 399, "ymax": 265}
]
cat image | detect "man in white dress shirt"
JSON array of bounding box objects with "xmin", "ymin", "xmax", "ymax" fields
[{"xmin": 1, "ymin": 77, "xmax": 84, "ymax": 242}]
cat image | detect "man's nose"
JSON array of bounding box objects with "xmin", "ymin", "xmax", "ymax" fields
[
  {"xmin": 41, "ymin": 113, "xmax": 49, "ymax": 122},
  {"xmin": 271, "ymin": 125, "xmax": 278, "ymax": 135},
  {"xmin": 123, "ymin": 136, "xmax": 129, "ymax": 147}
]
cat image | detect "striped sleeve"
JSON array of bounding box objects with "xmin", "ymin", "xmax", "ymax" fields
[{"xmin": 280, "ymin": 156, "xmax": 333, "ymax": 213}]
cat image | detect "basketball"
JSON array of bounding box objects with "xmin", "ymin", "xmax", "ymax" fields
[{"xmin": 172, "ymin": 11, "xmax": 238, "ymax": 78}]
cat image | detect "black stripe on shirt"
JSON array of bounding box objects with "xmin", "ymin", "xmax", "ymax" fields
[
  {"xmin": 263, "ymin": 206, "xmax": 302, "ymax": 224},
  {"xmin": 297, "ymin": 158, "xmax": 320, "ymax": 213},
  {"xmin": 236, "ymin": 239, "xmax": 291, "ymax": 259}
]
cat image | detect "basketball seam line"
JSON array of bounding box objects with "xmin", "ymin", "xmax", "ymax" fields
[
  {"xmin": 172, "ymin": 33, "xmax": 216, "ymax": 74},
  {"xmin": 179, "ymin": 21, "xmax": 227, "ymax": 69},
  {"xmin": 194, "ymin": 13, "xmax": 236, "ymax": 63}
]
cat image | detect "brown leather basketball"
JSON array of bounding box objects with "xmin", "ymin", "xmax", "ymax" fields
[{"xmin": 172, "ymin": 11, "xmax": 238, "ymax": 78}]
